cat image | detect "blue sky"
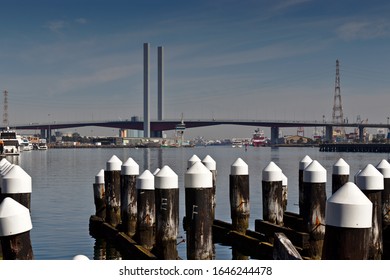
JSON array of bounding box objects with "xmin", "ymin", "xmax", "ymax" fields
[{"xmin": 1, "ymin": 0, "xmax": 390, "ymax": 138}]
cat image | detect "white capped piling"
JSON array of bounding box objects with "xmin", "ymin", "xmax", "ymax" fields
[
  {"xmin": 356, "ymin": 164, "xmax": 384, "ymax": 260},
  {"xmin": 155, "ymin": 165, "xmax": 179, "ymax": 259},
  {"xmin": 302, "ymin": 160, "xmax": 327, "ymax": 259},
  {"xmin": 262, "ymin": 161, "xmax": 283, "ymax": 226},
  {"xmin": 230, "ymin": 158, "xmax": 250, "ymax": 233},
  {"xmin": 136, "ymin": 170, "xmax": 155, "ymax": 250},
  {"xmin": 322, "ymin": 182, "xmax": 372, "ymax": 259},
  {"xmin": 187, "ymin": 154, "xmax": 201, "ymax": 169},
  {"xmin": 376, "ymin": 159, "xmax": 390, "ymax": 227},
  {"xmin": 332, "ymin": 158, "xmax": 350, "ymax": 194},
  {"xmin": 0, "ymin": 165, "xmax": 32, "ymax": 210},
  {"xmin": 185, "ymin": 161, "xmax": 213, "ymax": 260},
  {"xmin": 282, "ymin": 173, "xmax": 288, "ymax": 212},
  {"xmin": 299, "ymin": 155, "xmax": 312, "ymax": 214},
  {"xmin": 0, "ymin": 197, "xmax": 33, "ymax": 259},
  {"xmin": 120, "ymin": 157, "xmax": 139, "ymax": 237},
  {"xmin": 93, "ymin": 169, "xmax": 106, "ymax": 219},
  {"xmin": 202, "ymin": 155, "xmax": 217, "ymax": 220},
  {"xmin": 72, "ymin": 254, "xmax": 90, "ymax": 260},
  {"xmin": 105, "ymin": 155, "xmax": 123, "ymax": 227}
]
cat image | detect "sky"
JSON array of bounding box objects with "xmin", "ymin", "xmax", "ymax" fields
[{"xmin": 1, "ymin": 0, "xmax": 390, "ymax": 139}]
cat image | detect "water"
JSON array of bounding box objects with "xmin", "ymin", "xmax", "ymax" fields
[{"xmin": 13, "ymin": 146, "xmax": 389, "ymax": 259}]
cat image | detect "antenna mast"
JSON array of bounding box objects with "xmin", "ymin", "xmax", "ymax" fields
[
  {"xmin": 3, "ymin": 90, "xmax": 8, "ymax": 127},
  {"xmin": 332, "ymin": 59, "xmax": 345, "ymax": 141}
]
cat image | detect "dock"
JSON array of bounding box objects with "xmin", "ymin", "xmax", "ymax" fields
[{"xmin": 320, "ymin": 143, "xmax": 390, "ymax": 153}]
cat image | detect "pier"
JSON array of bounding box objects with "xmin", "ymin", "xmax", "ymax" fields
[
  {"xmin": 320, "ymin": 143, "xmax": 390, "ymax": 153},
  {"xmin": 88, "ymin": 154, "xmax": 390, "ymax": 260}
]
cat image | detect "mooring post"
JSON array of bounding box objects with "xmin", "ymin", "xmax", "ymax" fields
[
  {"xmin": 120, "ymin": 157, "xmax": 139, "ymax": 237},
  {"xmin": 332, "ymin": 158, "xmax": 350, "ymax": 194},
  {"xmin": 0, "ymin": 197, "xmax": 33, "ymax": 259},
  {"xmin": 202, "ymin": 155, "xmax": 217, "ymax": 220},
  {"xmin": 262, "ymin": 161, "xmax": 283, "ymax": 226},
  {"xmin": 376, "ymin": 159, "xmax": 390, "ymax": 227},
  {"xmin": 230, "ymin": 158, "xmax": 250, "ymax": 233},
  {"xmin": 302, "ymin": 160, "xmax": 327, "ymax": 259},
  {"xmin": 322, "ymin": 182, "xmax": 372, "ymax": 259},
  {"xmin": 154, "ymin": 165, "xmax": 179, "ymax": 259},
  {"xmin": 136, "ymin": 170, "xmax": 155, "ymax": 250},
  {"xmin": 281, "ymin": 173, "xmax": 288, "ymax": 212},
  {"xmin": 0, "ymin": 165, "xmax": 32, "ymax": 210},
  {"xmin": 356, "ymin": 164, "xmax": 384, "ymax": 260},
  {"xmin": 105, "ymin": 155, "xmax": 123, "ymax": 228},
  {"xmin": 299, "ymin": 155, "xmax": 312, "ymax": 215},
  {"xmin": 185, "ymin": 161, "xmax": 213, "ymax": 260},
  {"xmin": 93, "ymin": 169, "xmax": 106, "ymax": 219},
  {"xmin": 187, "ymin": 154, "xmax": 201, "ymax": 169}
]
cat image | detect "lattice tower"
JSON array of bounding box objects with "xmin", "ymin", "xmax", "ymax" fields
[
  {"xmin": 332, "ymin": 59, "xmax": 345, "ymax": 139},
  {"xmin": 3, "ymin": 90, "xmax": 8, "ymax": 127}
]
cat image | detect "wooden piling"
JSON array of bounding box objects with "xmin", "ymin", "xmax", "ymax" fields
[
  {"xmin": 185, "ymin": 161, "xmax": 213, "ymax": 260},
  {"xmin": 202, "ymin": 155, "xmax": 217, "ymax": 220},
  {"xmin": 105, "ymin": 155, "xmax": 122, "ymax": 228},
  {"xmin": 299, "ymin": 155, "xmax": 312, "ymax": 215},
  {"xmin": 281, "ymin": 173, "xmax": 288, "ymax": 212},
  {"xmin": 262, "ymin": 161, "xmax": 283, "ymax": 226},
  {"xmin": 187, "ymin": 154, "xmax": 201, "ymax": 169},
  {"xmin": 0, "ymin": 165, "xmax": 32, "ymax": 210},
  {"xmin": 322, "ymin": 182, "xmax": 372, "ymax": 259},
  {"xmin": 93, "ymin": 169, "xmax": 106, "ymax": 219},
  {"xmin": 376, "ymin": 159, "xmax": 390, "ymax": 227},
  {"xmin": 154, "ymin": 165, "xmax": 179, "ymax": 259},
  {"xmin": 332, "ymin": 158, "xmax": 349, "ymax": 194},
  {"xmin": 302, "ymin": 160, "xmax": 326, "ymax": 259},
  {"xmin": 120, "ymin": 157, "xmax": 139, "ymax": 237},
  {"xmin": 136, "ymin": 170, "xmax": 155, "ymax": 250},
  {"xmin": 230, "ymin": 158, "xmax": 250, "ymax": 233},
  {"xmin": 356, "ymin": 164, "xmax": 384, "ymax": 260},
  {"xmin": 0, "ymin": 197, "xmax": 33, "ymax": 259}
]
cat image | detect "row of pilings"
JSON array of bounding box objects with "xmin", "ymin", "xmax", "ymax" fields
[
  {"xmin": 0, "ymin": 158, "xmax": 33, "ymax": 260},
  {"xmin": 90, "ymin": 154, "xmax": 390, "ymax": 260}
]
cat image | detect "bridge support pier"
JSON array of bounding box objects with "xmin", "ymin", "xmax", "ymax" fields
[
  {"xmin": 270, "ymin": 126, "xmax": 279, "ymax": 145},
  {"xmin": 325, "ymin": 125, "xmax": 333, "ymax": 143},
  {"xmin": 359, "ymin": 126, "xmax": 365, "ymax": 143}
]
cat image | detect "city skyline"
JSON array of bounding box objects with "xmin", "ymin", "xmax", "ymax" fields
[{"xmin": 1, "ymin": 0, "xmax": 390, "ymax": 138}]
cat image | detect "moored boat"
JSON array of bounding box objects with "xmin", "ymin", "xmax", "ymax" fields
[
  {"xmin": 251, "ymin": 128, "xmax": 267, "ymax": 147},
  {"xmin": 0, "ymin": 127, "xmax": 21, "ymax": 155}
]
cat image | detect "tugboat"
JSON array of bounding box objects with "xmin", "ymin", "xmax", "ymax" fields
[{"xmin": 251, "ymin": 128, "xmax": 267, "ymax": 147}]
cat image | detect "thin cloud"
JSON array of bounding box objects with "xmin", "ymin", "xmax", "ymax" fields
[
  {"xmin": 337, "ymin": 19, "xmax": 390, "ymax": 41},
  {"xmin": 46, "ymin": 20, "xmax": 67, "ymax": 33}
]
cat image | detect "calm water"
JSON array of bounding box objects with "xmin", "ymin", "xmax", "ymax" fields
[{"xmin": 13, "ymin": 146, "xmax": 389, "ymax": 260}]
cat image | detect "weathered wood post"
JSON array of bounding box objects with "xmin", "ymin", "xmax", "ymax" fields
[
  {"xmin": 187, "ymin": 154, "xmax": 201, "ymax": 169},
  {"xmin": 105, "ymin": 155, "xmax": 123, "ymax": 227},
  {"xmin": 322, "ymin": 182, "xmax": 372, "ymax": 259},
  {"xmin": 299, "ymin": 155, "xmax": 312, "ymax": 215},
  {"xmin": 376, "ymin": 159, "xmax": 390, "ymax": 227},
  {"xmin": 302, "ymin": 160, "xmax": 327, "ymax": 259},
  {"xmin": 185, "ymin": 161, "xmax": 213, "ymax": 260},
  {"xmin": 262, "ymin": 161, "xmax": 283, "ymax": 226},
  {"xmin": 332, "ymin": 158, "xmax": 349, "ymax": 194},
  {"xmin": 281, "ymin": 173, "xmax": 288, "ymax": 212},
  {"xmin": 376, "ymin": 159, "xmax": 390, "ymax": 259},
  {"xmin": 93, "ymin": 169, "xmax": 106, "ymax": 219},
  {"xmin": 356, "ymin": 164, "xmax": 384, "ymax": 260},
  {"xmin": 0, "ymin": 197, "xmax": 33, "ymax": 259},
  {"xmin": 0, "ymin": 165, "xmax": 32, "ymax": 210},
  {"xmin": 230, "ymin": 158, "xmax": 250, "ymax": 233},
  {"xmin": 120, "ymin": 157, "xmax": 139, "ymax": 237},
  {"xmin": 154, "ymin": 165, "xmax": 179, "ymax": 259},
  {"xmin": 136, "ymin": 170, "xmax": 155, "ymax": 250},
  {"xmin": 202, "ymin": 155, "xmax": 217, "ymax": 220}
]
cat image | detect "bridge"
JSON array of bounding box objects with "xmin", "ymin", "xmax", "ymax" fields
[{"xmin": 5, "ymin": 118, "xmax": 389, "ymax": 145}]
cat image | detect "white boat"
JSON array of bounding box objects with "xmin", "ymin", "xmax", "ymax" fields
[
  {"xmin": 0, "ymin": 128, "xmax": 21, "ymax": 155},
  {"xmin": 20, "ymin": 138, "xmax": 33, "ymax": 151},
  {"xmin": 231, "ymin": 139, "xmax": 243, "ymax": 148},
  {"xmin": 37, "ymin": 142, "xmax": 48, "ymax": 150}
]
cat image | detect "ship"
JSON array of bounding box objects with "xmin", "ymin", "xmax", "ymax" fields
[
  {"xmin": 251, "ymin": 128, "xmax": 267, "ymax": 147},
  {"xmin": 0, "ymin": 127, "xmax": 21, "ymax": 155}
]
